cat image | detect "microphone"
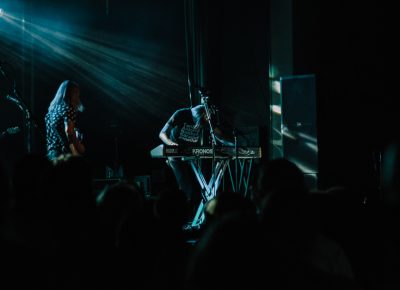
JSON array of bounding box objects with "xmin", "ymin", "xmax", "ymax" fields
[
  {"xmin": 201, "ymin": 98, "xmax": 218, "ymax": 117},
  {"xmin": 6, "ymin": 94, "xmax": 27, "ymax": 114},
  {"xmin": 6, "ymin": 94, "xmax": 21, "ymax": 104}
]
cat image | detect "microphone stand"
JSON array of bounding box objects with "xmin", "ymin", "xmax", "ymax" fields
[
  {"xmin": 202, "ymin": 96, "xmax": 217, "ymax": 198},
  {"xmin": 8, "ymin": 87, "xmax": 35, "ymax": 154},
  {"xmin": 3, "ymin": 73, "xmax": 36, "ymax": 154}
]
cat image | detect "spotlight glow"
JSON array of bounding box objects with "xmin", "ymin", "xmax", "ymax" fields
[
  {"xmin": 271, "ymin": 105, "xmax": 282, "ymax": 115},
  {"xmin": 272, "ymin": 80, "xmax": 281, "ymax": 94},
  {"xmin": 0, "ymin": 11, "xmax": 186, "ymax": 119}
]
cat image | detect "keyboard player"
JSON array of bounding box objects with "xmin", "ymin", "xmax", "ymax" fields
[{"xmin": 159, "ymin": 104, "xmax": 234, "ymax": 214}]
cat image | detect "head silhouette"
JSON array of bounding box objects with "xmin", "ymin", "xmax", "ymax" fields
[{"xmin": 49, "ymin": 80, "xmax": 83, "ymax": 112}]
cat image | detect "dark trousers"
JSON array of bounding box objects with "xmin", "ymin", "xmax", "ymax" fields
[{"xmin": 167, "ymin": 158, "xmax": 201, "ymax": 213}]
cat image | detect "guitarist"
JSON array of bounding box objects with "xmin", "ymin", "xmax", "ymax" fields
[{"xmin": 45, "ymin": 80, "xmax": 85, "ymax": 160}]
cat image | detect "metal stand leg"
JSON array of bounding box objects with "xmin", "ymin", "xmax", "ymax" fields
[
  {"xmin": 226, "ymin": 159, "xmax": 254, "ymax": 196},
  {"xmin": 190, "ymin": 159, "xmax": 230, "ymax": 227}
]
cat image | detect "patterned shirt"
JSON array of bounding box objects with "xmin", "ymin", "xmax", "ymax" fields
[
  {"xmin": 168, "ymin": 108, "xmax": 202, "ymax": 146},
  {"xmin": 45, "ymin": 105, "xmax": 76, "ymax": 159}
]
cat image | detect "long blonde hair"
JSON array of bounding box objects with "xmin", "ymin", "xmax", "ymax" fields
[{"xmin": 48, "ymin": 80, "xmax": 84, "ymax": 112}]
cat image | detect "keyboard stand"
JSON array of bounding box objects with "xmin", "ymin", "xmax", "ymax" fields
[
  {"xmin": 189, "ymin": 158, "xmax": 230, "ymax": 227},
  {"xmin": 225, "ymin": 158, "xmax": 254, "ymax": 197}
]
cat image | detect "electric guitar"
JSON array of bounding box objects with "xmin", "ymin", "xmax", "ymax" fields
[
  {"xmin": 69, "ymin": 128, "xmax": 85, "ymax": 156},
  {"xmin": 0, "ymin": 126, "xmax": 21, "ymax": 140}
]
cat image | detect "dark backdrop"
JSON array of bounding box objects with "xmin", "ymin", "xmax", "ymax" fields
[
  {"xmin": 0, "ymin": 0, "xmax": 188, "ymax": 178},
  {"xmin": 1, "ymin": 0, "xmax": 388, "ymax": 192}
]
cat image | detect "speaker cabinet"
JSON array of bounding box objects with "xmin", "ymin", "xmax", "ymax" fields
[{"xmin": 271, "ymin": 74, "xmax": 318, "ymax": 189}]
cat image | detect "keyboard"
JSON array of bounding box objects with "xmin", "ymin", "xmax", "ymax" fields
[{"xmin": 150, "ymin": 144, "xmax": 261, "ymax": 159}]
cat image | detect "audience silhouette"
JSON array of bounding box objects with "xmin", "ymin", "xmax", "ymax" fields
[{"xmin": 0, "ymin": 153, "xmax": 396, "ymax": 289}]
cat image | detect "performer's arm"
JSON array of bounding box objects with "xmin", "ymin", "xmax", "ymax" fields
[
  {"xmin": 65, "ymin": 120, "xmax": 85, "ymax": 155},
  {"xmin": 159, "ymin": 122, "xmax": 178, "ymax": 146},
  {"xmin": 213, "ymin": 127, "xmax": 235, "ymax": 146}
]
